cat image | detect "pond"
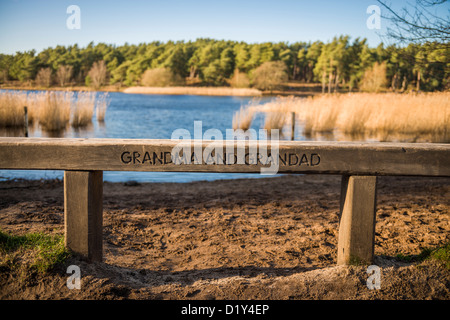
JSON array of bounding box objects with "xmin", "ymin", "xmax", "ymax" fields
[{"xmin": 0, "ymin": 90, "xmax": 299, "ymax": 182}]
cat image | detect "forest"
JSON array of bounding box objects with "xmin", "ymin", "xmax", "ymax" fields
[{"xmin": 0, "ymin": 36, "xmax": 448, "ymax": 93}]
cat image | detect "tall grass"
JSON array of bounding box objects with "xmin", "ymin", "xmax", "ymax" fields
[
  {"xmin": 0, "ymin": 91, "xmax": 30, "ymax": 127},
  {"xmin": 236, "ymin": 96, "xmax": 294, "ymax": 135},
  {"xmin": 252, "ymin": 92, "xmax": 450, "ymax": 142},
  {"xmin": 38, "ymin": 91, "xmax": 72, "ymax": 131},
  {"xmin": 263, "ymin": 111, "xmax": 286, "ymax": 131},
  {"xmin": 95, "ymin": 92, "xmax": 109, "ymax": 122},
  {"xmin": 232, "ymin": 106, "xmax": 255, "ymax": 131},
  {"xmin": 0, "ymin": 90, "xmax": 108, "ymax": 133},
  {"xmin": 24, "ymin": 92, "xmax": 43, "ymax": 125},
  {"xmin": 71, "ymin": 91, "xmax": 95, "ymax": 127},
  {"xmin": 232, "ymin": 98, "xmax": 266, "ymax": 131}
]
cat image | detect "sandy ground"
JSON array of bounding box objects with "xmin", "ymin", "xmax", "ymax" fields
[{"xmin": 0, "ymin": 174, "xmax": 449, "ymax": 300}]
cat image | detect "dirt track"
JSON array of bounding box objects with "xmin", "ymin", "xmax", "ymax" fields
[{"xmin": 0, "ymin": 174, "xmax": 449, "ymax": 300}]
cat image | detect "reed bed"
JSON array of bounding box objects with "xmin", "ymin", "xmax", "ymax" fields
[
  {"xmin": 232, "ymin": 98, "xmax": 266, "ymax": 130},
  {"xmin": 24, "ymin": 92, "xmax": 43, "ymax": 125},
  {"xmin": 95, "ymin": 92, "xmax": 109, "ymax": 122},
  {"xmin": 38, "ymin": 91, "xmax": 72, "ymax": 131},
  {"xmin": 71, "ymin": 91, "xmax": 96, "ymax": 128},
  {"xmin": 0, "ymin": 90, "xmax": 109, "ymax": 133},
  {"xmin": 258, "ymin": 96, "xmax": 295, "ymax": 136},
  {"xmin": 232, "ymin": 106, "xmax": 255, "ymax": 131},
  {"xmin": 0, "ymin": 91, "xmax": 30, "ymax": 127},
  {"xmin": 263, "ymin": 111, "xmax": 287, "ymax": 131},
  {"xmin": 250, "ymin": 92, "xmax": 450, "ymax": 142}
]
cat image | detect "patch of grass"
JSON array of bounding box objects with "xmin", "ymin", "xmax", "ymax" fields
[
  {"xmin": 395, "ymin": 242, "xmax": 450, "ymax": 269},
  {"xmin": 429, "ymin": 242, "xmax": 450, "ymax": 269},
  {"xmin": 0, "ymin": 230, "xmax": 70, "ymax": 273},
  {"xmin": 395, "ymin": 250, "xmax": 432, "ymax": 263}
]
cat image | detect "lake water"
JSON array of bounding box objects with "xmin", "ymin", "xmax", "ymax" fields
[{"xmin": 1, "ymin": 90, "xmax": 298, "ymax": 183}]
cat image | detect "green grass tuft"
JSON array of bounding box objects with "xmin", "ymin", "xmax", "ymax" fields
[
  {"xmin": 429, "ymin": 242, "xmax": 450, "ymax": 269},
  {"xmin": 395, "ymin": 242, "xmax": 450, "ymax": 269},
  {"xmin": 0, "ymin": 229, "xmax": 71, "ymax": 273}
]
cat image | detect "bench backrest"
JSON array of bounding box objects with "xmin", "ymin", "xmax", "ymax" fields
[{"xmin": 0, "ymin": 138, "xmax": 449, "ymax": 176}]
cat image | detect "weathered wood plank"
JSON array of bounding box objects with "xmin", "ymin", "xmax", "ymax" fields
[
  {"xmin": 0, "ymin": 138, "xmax": 449, "ymax": 176},
  {"xmin": 337, "ymin": 175, "xmax": 377, "ymax": 265},
  {"xmin": 64, "ymin": 170, "xmax": 103, "ymax": 262}
]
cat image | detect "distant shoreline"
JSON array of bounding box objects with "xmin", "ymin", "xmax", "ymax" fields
[
  {"xmin": 0, "ymin": 85, "xmax": 262, "ymax": 96},
  {"xmin": 0, "ymin": 82, "xmax": 324, "ymax": 97},
  {"xmin": 123, "ymin": 86, "xmax": 262, "ymax": 96},
  {"xmin": 0, "ymin": 85, "xmax": 121, "ymax": 93}
]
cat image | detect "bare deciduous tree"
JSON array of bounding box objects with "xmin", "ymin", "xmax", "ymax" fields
[
  {"xmin": 35, "ymin": 67, "xmax": 52, "ymax": 87},
  {"xmin": 377, "ymin": 0, "xmax": 450, "ymax": 45},
  {"xmin": 360, "ymin": 62, "xmax": 388, "ymax": 93},
  {"xmin": 229, "ymin": 69, "xmax": 250, "ymax": 88},
  {"xmin": 56, "ymin": 65, "xmax": 73, "ymax": 87},
  {"xmin": 88, "ymin": 60, "xmax": 108, "ymax": 89}
]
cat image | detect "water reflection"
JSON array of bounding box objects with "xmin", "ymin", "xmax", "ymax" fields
[
  {"xmin": 41, "ymin": 129, "xmax": 66, "ymax": 138},
  {"xmin": 0, "ymin": 126, "xmax": 27, "ymax": 137},
  {"xmin": 1, "ymin": 123, "xmax": 96, "ymax": 139},
  {"xmin": 1, "ymin": 91, "xmax": 447, "ymax": 183},
  {"xmin": 0, "ymin": 91, "xmax": 277, "ymax": 182},
  {"xmin": 300, "ymin": 125, "xmax": 448, "ymax": 144},
  {"xmin": 303, "ymin": 130, "xmax": 336, "ymax": 142},
  {"xmin": 332, "ymin": 130, "xmax": 449, "ymax": 144},
  {"xmin": 71, "ymin": 123, "xmax": 95, "ymax": 138}
]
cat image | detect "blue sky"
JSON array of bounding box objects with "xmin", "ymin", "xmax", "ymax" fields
[{"xmin": 0, "ymin": 0, "xmax": 416, "ymax": 54}]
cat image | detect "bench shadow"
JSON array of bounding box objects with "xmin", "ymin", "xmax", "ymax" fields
[
  {"xmin": 68, "ymin": 255, "xmax": 322, "ymax": 289},
  {"xmin": 60, "ymin": 254, "xmax": 419, "ymax": 299}
]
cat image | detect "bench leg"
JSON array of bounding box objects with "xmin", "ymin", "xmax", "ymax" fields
[
  {"xmin": 64, "ymin": 170, "xmax": 103, "ymax": 262},
  {"xmin": 337, "ymin": 175, "xmax": 377, "ymax": 265}
]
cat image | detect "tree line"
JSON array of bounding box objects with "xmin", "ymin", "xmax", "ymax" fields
[{"xmin": 0, "ymin": 36, "xmax": 448, "ymax": 92}]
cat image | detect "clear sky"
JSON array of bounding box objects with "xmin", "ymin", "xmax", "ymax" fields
[{"xmin": 0, "ymin": 0, "xmax": 418, "ymax": 54}]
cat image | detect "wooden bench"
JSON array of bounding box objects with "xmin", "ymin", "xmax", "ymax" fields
[{"xmin": 1, "ymin": 137, "xmax": 449, "ymax": 265}]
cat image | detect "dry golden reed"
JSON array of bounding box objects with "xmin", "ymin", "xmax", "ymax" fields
[
  {"xmin": 0, "ymin": 91, "xmax": 29, "ymax": 127},
  {"xmin": 71, "ymin": 91, "xmax": 96, "ymax": 127},
  {"xmin": 263, "ymin": 111, "xmax": 286, "ymax": 131},
  {"xmin": 0, "ymin": 90, "xmax": 106, "ymax": 132},
  {"xmin": 95, "ymin": 92, "xmax": 109, "ymax": 122},
  {"xmin": 38, "ymin": 91, "xmax": 72, "ymax": 131},
  {"xmin": 232, "ymin": 106, "xmax": 255, "ymax": 131},
  {"xmin": 254, "ymin": 92, "xmax": 450, "ymax": 142}
]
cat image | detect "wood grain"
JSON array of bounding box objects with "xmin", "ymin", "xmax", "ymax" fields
[
  {"xmin": 0, "ymin": 138, "xmax": 449, "ymax": 176},
  {"xmin": 64, "ymin": 170, "xmax": 103, "ymax": 262},
  {"xmin": 337, "ymin": 175, "xmax": 377, "ymax": 265}
]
